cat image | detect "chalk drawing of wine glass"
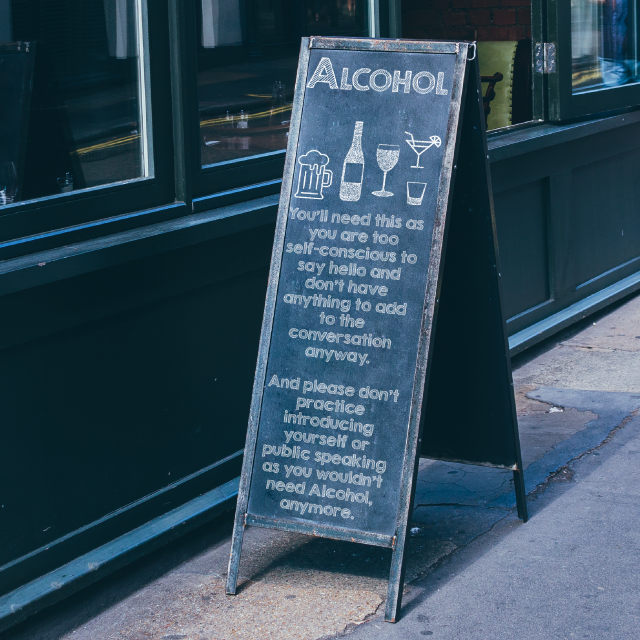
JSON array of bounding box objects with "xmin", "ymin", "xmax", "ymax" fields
[
  {"xmin": 372, "ymin": 144, "xmax": 400, "ymax": 197},
  {"xmin": 405, "ymin": 132, "xmax": 441, "ymax": 168}
]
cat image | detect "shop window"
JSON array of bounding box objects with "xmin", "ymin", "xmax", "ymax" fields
[
  {"xmin": 196, "ymin": 0, "xmax": 370, "ymax": 168},
  {"xmin": 547, "ymin": 0, "xmax": 640, "ymax": 120},
  {"xmin": 401, "ymin": 0, "xmax": 536, "ymax": 131},
  {"xmin": 572, "ymin": 0, "xmax": 640, "ymax": 93},
  {"xmin": 0, "ymin": 0, "xmax": 152, "ymax": 208}
]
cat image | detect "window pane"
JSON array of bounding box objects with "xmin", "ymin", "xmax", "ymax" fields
[
  {"xmin": 572, "ymin": 0, "xmax": 640, "ymax": 93},
  {"xmin": 401, "ymin": 0, "xmax": 533, "ymax": 132},
  {"xmin": 198, "ymin": 0, "xmax": 369, "ymax": 168},
  {"xmin": 0, "ymin": 0, "xmax": 151, "ymax": 208}
]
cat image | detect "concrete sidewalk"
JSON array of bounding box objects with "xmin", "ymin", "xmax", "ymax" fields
[
  {"xmin": 3, "ymin": 294, "xmax": 640, "ymax": 640},
  {"xmin": 347, "ymin": 413, "xmax": 640, "ymax": 639}
]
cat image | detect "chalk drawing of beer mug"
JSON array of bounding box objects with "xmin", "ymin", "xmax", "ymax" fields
[{"xmin": 295, "ymin": 150, "xmax": 332, "ymax": 200}]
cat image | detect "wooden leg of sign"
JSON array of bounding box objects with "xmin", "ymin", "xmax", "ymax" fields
[
  {"xmin": 225, "ymin": 512, "xmax": 246, "ymax": 595},
  {"xmin": 385, "ymin": 439, "xmax": 422, "ymax": 622},
  {"xmin": 384, "ymin": 537, "xmax": 407, "ymax": 622},
  {"xmin": 513, "ymin": 469, "xmax": 528, "ymax": 522}
]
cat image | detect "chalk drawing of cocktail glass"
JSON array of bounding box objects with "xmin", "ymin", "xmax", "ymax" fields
[
  {"xmin": 295, "ymin": 150, "xmax": 332, "ymax": 200},
  {"xmin": 372, "ymin": 144, "xmax": 400, "ymax": 197},
  {"xmin": 407, "ymin": 182, "xmax": 427, "ymax": 205},
  {"xmin": 405, "ymin": 132, "xmax": 441, "ymax": 168}
]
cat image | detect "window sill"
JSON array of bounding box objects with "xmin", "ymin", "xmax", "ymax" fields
[
  {"xmin": 487, "ymin": 110, "xmax": 640, "ymax": 162},
  {"xmin": 0, "ymin": 194, "xmax": 279, "ymax": 297}
]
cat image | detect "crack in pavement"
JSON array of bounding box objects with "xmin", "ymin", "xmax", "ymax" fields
[{"xmin": 413, "ymin": 503, "xmax": 508, "ymax": 510}]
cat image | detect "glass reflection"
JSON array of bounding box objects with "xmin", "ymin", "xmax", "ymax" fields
[
  {"xmin": 572, "ymin": 0, "xmax": 640, "ymax": 92},
  {"xmin": 0, "ymin": 0, "xmax": 151, "ymax": 207},
  {"xmin": 198, "ymin": 0, "xmax": 369, "ymax": 167}
]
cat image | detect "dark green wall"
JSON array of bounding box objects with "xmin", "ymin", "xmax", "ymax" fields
[{"xmin": 3, "ymin": 113, "xmax": 640, "ymax": 602}]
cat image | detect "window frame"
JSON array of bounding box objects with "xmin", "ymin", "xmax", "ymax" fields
[
  {"xmin": 547, "ymin": 0, "xmax": 640, "ymax": 121},
  {"xmin": 183, "ymin": 0, "xmax": 548, "ymax": 200},
  {"xmin": 473, "ymin": 0, "xmax": 545, "ymax": 137},
  {"xmin": 0, "ymin": 0, "xmax": 177, "ymax": 261},
  {"xmin": 530, "ymin": 0, "xmax": 546, "ymax": 127},
  {"xmin": 6, "ymin": 0, "xmax": 632, "ymax": 262},
  {"xmin": 184, "ymin": 0, "xmax": 386, "ymax": 209}
]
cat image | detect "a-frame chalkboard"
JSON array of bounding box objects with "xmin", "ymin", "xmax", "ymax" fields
[{"xmin": 226, "ymin": 37, "xmax": 527, "ymax": 623}]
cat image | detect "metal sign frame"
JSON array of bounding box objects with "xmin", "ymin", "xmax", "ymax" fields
[{"xmin": 226, "ymin": 37, "xmax": 525, "ymax": 623}]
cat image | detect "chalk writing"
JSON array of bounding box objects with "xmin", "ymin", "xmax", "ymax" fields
[{"xmin": 246, "ymin": 46, "xmax": 456, "ymax": 537}]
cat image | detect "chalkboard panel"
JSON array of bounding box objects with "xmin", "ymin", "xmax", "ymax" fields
[
  {"xmin": 227, "ymin": 37, "xmax": 526, "ymax": 622},
  {"xmin": 246, "ymin": 46, "xmax": 456, "ymax": 537}
]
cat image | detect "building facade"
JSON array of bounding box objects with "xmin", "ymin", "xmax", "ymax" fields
[{"xmin": 2, "ymin": 0, "xmax": 640, "ymax": 629}]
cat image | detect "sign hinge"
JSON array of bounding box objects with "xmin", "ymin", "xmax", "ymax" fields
[{"xmin": 534, "ymin": 43, "xmax": 556, "ymax": 74}]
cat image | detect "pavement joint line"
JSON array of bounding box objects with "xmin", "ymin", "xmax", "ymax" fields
[
  {"xmin": 413, "ymin": 504, "xmax": 508, "ymax": 510},
  {"xmin": 417, "ymin": 388, "xmax": 630, "ymax": 513},
  {"xmin": 489, "ymin": 387, "xmax": 640, "ymax": 508},
  {"xmin": 568, "ymin": 345, "xmax": 636, "ymax": 353},
  {"xmin": 317, "ymin": 598, "xmax": 386, "ymax": 640},
  {"xmin": 352, "ymin": 510, "xmax": 518, "ymax": 632},
  {"xmin": 526, "ymin": 409, "xmax": 640, "ymax": 493}
]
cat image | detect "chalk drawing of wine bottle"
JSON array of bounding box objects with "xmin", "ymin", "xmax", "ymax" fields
[{"xmin": 340, "ymin": 121, "xmax": 364, "ymax": 202}]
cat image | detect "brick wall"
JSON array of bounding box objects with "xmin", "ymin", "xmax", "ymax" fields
[{"xmin": 402, "ymin": 0, "xmax": 531, "ymax": 42}]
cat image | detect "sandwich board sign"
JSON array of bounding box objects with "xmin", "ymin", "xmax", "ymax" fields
[{"xmin": 226, "ymin": 37, "xmax": 527, "ymax": 622}]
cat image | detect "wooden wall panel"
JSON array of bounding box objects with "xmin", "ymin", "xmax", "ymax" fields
[
  {"xmin": 572, "ymin": 148, "xmax": 640, "ymax": 289},
  {"xmin": 0, "ymin": 224, "xmax": 274, "ymax": 596},
  {"xmin": 493, "ymin": 179, "xmax": 550, "ymax": 320}
]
